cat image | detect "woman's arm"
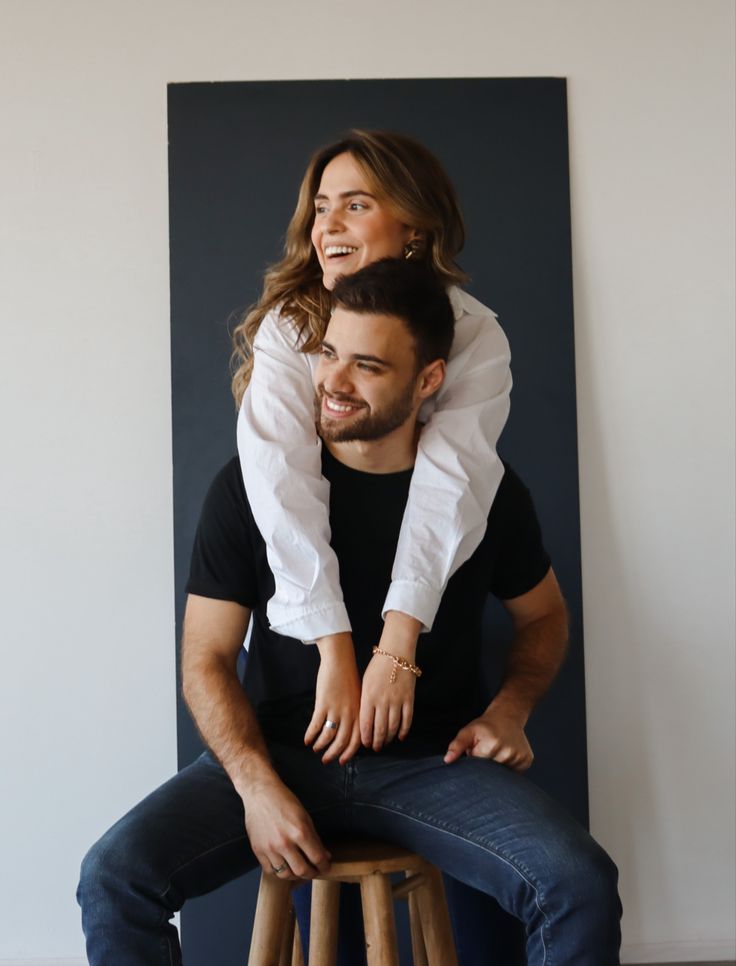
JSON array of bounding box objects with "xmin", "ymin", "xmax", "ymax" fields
[
  {"xmin": 360, "ymin": 295, "xmax": 512, "ymax": 749},
  {"xmin": 237, "ymin": 308, "xmax": 351, "ymax": 641},
  {"xmin": 384, "ymin": 296, "xmax": 512, "ymax": 628}
]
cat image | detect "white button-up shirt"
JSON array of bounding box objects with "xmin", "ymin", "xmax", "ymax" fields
[{"xmin": 237, "ymin": 286, "xmax": 511, "ymax": 641}]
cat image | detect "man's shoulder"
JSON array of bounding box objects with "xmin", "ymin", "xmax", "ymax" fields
[
  {"xmin": 200, "ymin": 455, "xmax": 250, "ymax": 523},
  {"xmin": 492, "ymin": 460, "xmax": 527, "ymax": 513}
]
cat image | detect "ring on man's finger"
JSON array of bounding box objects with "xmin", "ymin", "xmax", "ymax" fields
[
  {"xmin": 324, "ymin": 719, "xmax": 338, "ymax": 730},
  {"xmin": 270, "ymin": 861, "xmax": 289, "ymax": 875}
]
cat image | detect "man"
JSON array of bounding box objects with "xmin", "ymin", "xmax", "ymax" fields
[{"xmin": 78, "ymin": 260, "xmax": 621, "ymax": 964}]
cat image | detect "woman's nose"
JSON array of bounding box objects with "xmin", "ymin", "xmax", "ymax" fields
[{"xmin": 322, "ymin": 207, "xmax": 344, "ymax": 232}]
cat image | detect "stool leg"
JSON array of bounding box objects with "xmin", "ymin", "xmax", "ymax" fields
[
  {"xmin": 360, "ymin": 873, "xmax": 399, "ymax": 966},
  {"xmin": 407, "ymin": 888, "xmax": 429, "ymax": 966},
  {"xmin": 292, "ymin": 919, "xmax": 305, "ymax": 966},
  {"xmin": 279, "ymin": 898, "xmax": 296, "ymax": 966},
  {"xmin": 308, "ymin": 879, "xmax": 341, "ymax": 966},
  {"xmin": 413, "ymin": 866, "xmax": 457, "ymax": 966},
  {"xmin": 248, "ymin": 873, "xmax": 294, "ymax": 966}
]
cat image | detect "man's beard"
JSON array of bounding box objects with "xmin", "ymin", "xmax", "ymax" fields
[{"xmin": 315, "ymin": 381, "xmax": 416, "ymax": 444}]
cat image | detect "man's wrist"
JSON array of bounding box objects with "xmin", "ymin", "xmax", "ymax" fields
[
  {"xmin": 484, "ymin": 690, "xmax": 532, "ymax": 726},
  {"xmin": 230, "ymin": 751, "xmax": 280, "ymax": 801}
]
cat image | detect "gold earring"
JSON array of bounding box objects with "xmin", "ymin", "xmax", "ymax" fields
[{"xmin": 403, "ymin": 239, "xmax": 422, "ymax": 261}]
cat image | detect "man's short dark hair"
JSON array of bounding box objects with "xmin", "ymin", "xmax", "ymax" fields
[{"xmin": 330, "ymin": 259, "xmax": 455, "ymax": 369}]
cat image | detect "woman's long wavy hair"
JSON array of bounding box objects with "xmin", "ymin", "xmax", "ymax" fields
[{"xmin": 230, "ymin": 129, "xmax": 469, "ymax": 407}]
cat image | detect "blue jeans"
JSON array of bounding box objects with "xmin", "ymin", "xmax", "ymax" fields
[{"xmin": 77, "ymin": 742, "xmax": 621, "ymax": 964}]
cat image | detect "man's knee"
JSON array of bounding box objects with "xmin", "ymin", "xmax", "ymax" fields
[
  {"xmin": 78, "ymin": 824, "xmax": 135, "ymax": 911},
  {"xmin": 555, "ymin": 832, "xmax": 621, "ymax": 916}
]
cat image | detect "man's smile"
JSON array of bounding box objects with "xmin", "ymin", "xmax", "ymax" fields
[{"xmin": 322, "ymin": 393, "xmax": 366, "ymax": 418}]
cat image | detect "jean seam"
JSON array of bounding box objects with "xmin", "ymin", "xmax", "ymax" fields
[{"xmin": 353, "ymin": 799, "xmax": 550, "ymax": 965}]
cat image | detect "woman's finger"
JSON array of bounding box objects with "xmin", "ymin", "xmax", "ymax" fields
[
  {"xmin": 311, "ymin": 717, "xmax": 340, "ymax": 753},
  {"xmin": 372, "ymin": 707, "xmax": 388, "ymax": 752},
  {"xmin": 320, "ymin": 718, "xmax": 352, "ymax": 763},
  {"xmin": 339, "ymin": 722, "xmax": 362, "ymax": 765},
  {"xmin": 386, "ymin": 703, "xmax": 402, "ymax": 744},
  {"xmin": 303, "ymin": 707, "xmax": 325, "ymax": 747},
  {"xmin": 360, "ymin": 702, "xmax": 375, "ymax": 748},
  {"xmin": 398, "ymin": 701, "xmax": 414, "ymax": 741}
]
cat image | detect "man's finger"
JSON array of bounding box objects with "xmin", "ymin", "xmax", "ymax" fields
[
  {"xmin": 444, "ymin": 730, "xmax": 473, "ymax": 763},
  {"xmin": 297, "ymin": 830, "xmax": 331, "ymax": 875}
]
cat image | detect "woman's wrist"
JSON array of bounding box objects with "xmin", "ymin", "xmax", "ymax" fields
[
  {"xmin": 315, "ymin": 631, "xmax": 355, "ymax": 662},
  {"xmin": 379, "ymin": 611, "xmax": 421, "ymax": 661}
]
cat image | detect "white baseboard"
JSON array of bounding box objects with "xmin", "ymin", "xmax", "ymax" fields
[{"xmin": 622, "ymin": 939, "xmax": 736, "ymax": 962}]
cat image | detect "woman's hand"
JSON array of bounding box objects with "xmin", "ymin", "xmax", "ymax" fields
[
  {"xmin": 304, "ymin": 633, "xmax": 362, "ymax": 765},
  {"xmin": 359, "ymin": 612, "xmax": 422, "ymax": 751}
]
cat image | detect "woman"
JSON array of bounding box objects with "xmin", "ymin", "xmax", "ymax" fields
[{"xmin": 232, "ymin": 130, "xmax": 512, "ymax": 767}]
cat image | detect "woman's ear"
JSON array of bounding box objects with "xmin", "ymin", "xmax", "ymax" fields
[
  {"xmin": 403, "ymin": 229, "xmax": 427, "ymax": 261},
  {"xmin": 416, "ymin": 359, "xmax": 446, "ymax": 400}
]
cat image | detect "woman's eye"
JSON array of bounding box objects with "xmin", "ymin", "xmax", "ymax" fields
[
  {"xmin": 348, "ymin": 202, "xmax": 366, "ymax": 211},
  {"xmin": 320, "ymin": 348, "xmax": 335, "ymax": 359},
  {"xmin": 315, "ymin": 205, "xmax": 328, "ymax": 215}
]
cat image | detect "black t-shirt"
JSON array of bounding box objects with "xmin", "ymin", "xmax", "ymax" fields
[{"xmin": 186, "ymin": 448, "xmax": 550, "ymax": 756}]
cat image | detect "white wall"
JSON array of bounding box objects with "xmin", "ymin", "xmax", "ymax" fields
[{"xmin": 1, "ymin": 1, "xmax": 733, "ymax": 962}]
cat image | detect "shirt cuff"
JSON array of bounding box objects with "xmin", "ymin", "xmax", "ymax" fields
[
  {"xmin": 266, "ymin": 600, "xmax": 353, "ymax": 644},
  {"xmin": 382, "ymin": 580, "xmax": 442, "ymax": 634}
]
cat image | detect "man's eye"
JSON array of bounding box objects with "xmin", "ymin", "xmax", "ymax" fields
[
  {"xmin": 357, "ymin": 363, "xmax": 379, "ymax": 373},
  {"xmin": 320, "ymin": 348, "xmax": 335, "ymax": 359}
]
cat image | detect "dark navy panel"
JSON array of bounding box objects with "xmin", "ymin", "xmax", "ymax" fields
[{"xmin": 168, "ymin": 78, "xmax": 581, "ymax": 964}]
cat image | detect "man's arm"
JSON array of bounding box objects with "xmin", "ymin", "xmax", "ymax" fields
[
  {"xmin": 181, "ymin": 593, "xmax": 330, "ymax": 878},
  {"xmin": 444, "ymin": 568, "xmax": 568, "ymax": 771}
]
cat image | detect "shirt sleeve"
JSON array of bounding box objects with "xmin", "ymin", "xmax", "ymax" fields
[
  {"xmin": 382, "ymin": 296, "xmax": 512, "ymax": 630},
  {"xmin": 488, "ymin": 465, "xmax": 551, "ymax": 601},
  {"xmin": 237, "ymin": 308, "xmax": 351, "ymax": 641},
  {"xmin": 186, "ymin": 461, "xmax": 260, "ymax": 607}
]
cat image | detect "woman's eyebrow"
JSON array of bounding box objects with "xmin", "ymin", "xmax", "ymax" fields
[{"xmin": 314, "ymin": 189, "xmax": 376, "ymax": 201}]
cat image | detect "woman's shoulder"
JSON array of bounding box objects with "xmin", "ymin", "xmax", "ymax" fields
[
  {"xmin": 253, "ymin": 302, "xmax": 309, "ymax": 353},
  {"xmin": 447, "ymin": 285, "xmax": 499, "ymax": 325}
]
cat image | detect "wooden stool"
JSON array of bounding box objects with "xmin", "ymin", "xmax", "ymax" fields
[{"xmin": 248, "ymin": 837, "xmax": 458, "ymax": 966}]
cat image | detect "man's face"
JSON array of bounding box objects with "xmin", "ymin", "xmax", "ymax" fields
[{"xmin": 314, "ymin": 307, "xmax": 422, "ymax": 444}]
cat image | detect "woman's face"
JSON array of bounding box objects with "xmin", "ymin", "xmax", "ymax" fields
[{"xmin": 311, "ymin": 152, "xmax": 417, "ymax": 291}]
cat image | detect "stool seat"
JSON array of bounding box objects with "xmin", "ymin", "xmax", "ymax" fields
[{"xmin": 248, "ymin": 835, "xmax": 458, "ymax": 966}]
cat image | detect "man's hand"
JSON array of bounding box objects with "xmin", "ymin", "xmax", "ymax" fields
[
  {"xmin": 304, "ymin": 633, "xmax": 362, "ymax": 764},
  {"xmin": 443, "ymin": 702, "xmax": 534, "ymax": 772},
  {"xmin": 242, "ymin": 775, "xmax": 331, "ymax": 881}
]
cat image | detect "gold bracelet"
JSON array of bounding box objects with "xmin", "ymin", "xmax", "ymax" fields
[{"xmin": 371, "ymin": 646, "xmax": 422, "ymax": 685}]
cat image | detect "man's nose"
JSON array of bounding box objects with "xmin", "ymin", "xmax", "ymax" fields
[{"xmin": 324, "ymin": 364, "xmax": 355, "ymax": 395}]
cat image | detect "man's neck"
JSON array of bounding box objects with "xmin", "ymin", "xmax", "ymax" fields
[{"xmin": 324, "ymin": 423, "xmax": 420, "ymax": 474}]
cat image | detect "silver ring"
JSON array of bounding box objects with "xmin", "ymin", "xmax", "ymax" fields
[
  {"xmin": 271, "ymin": 861, "xmax": 289, "ymax": 875},
  {"xmin": 324, "ymin": 719, "xmax": 338, "ymax": 730}
]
